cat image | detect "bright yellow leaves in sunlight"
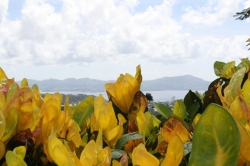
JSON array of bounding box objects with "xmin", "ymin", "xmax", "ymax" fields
[
  {"xmin": 161, "ymin": 134, "xmax": 184, "ymax": 166},
  {"xmin": 48, "ymin": 128, "xmax": 76, "ymax": 166},
  {"xmin": 94, "ymin": 94, "xmax": 126, "ymax": 148},
  {"xmin": 105, "ymin": 65, "xmax": 142, "ymax": 114},
  {"xmin": 132, "ymin": 143, "xmax": 159, "ymax": 166}
]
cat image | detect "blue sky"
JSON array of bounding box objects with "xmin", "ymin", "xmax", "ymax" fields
[{"xmin": 0, "ymin": 0, "xmax": 249, "ymax": 82}]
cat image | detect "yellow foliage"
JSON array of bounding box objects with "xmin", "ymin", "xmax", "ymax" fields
[
  {"xmin": 132, "ymin": 143, "xmax": 159, "ymax": 166},
  {"xmin": 161, "ymin": 135, "xmax": 184, "ymax": 166},
  {"xmin": 105, "ymin": 65, "xmax": 142, "ymax": 114}
]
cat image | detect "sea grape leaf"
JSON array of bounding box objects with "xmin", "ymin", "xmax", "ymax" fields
[
  {"xmin": 188, "ymin": 104, "xmax": 241, "ymax": 166},
  {"xmin": 161, "ymin": 116, "xmax": 191, "ymax": 143},
  {"xmin": 224, "ymin": 66, "xmax": 246, "ymax": 107},
  {"xmin": 173, "ymin": 100, "xmax": 187, "ymax": 120},
  {"xmin": 161, "ymin": 134, "xmax": 184, "ymax": 166},
  {"xmin": 153, "ymin": 102, "xmax": 172, "ymax": 119},
  {"xmin": 73, "ymin": 96, "xmax": 95, "ymax": 126},
  {"xmin": 31, "ymin": 84, "xmax": 44, "ymax": 109},
  {"xmin": 237, "ymin": 122, "xmax": 250, "ymax": 164},
  {"xmin": 115, "ymin": 132, "xmax": 142, "ymax": 150},
  {"xmin": 132, "ymin": 143, "xmax": 159, "ymax": 166}
]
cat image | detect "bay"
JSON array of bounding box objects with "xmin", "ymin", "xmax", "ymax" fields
[{"xmin": 41, "ymin": 90, "xmax": 205, "ymax": 102}]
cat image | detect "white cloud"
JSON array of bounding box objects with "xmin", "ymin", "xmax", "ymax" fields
[
  {"xmin": 0, "ymin": 0, "xmax": 8, "ymax": 24},
  {"xmin": 0, "ymin": 0, "xmax": 249, "ymax": 70},
  {"xmin": 245, "ymin": 0, "xmax": 250, "ymax": 8},
  {"xmin": 182, "ymin": 0, "xmax": 243, "ymax": 26}
]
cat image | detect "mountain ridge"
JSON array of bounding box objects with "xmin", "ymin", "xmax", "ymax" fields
[{"xmin": 17, "ymin": 75, "xmax": 211, "ymax": 92}]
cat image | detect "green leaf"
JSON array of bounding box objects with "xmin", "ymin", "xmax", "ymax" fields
[
  {"xmin": 111, "ymin": 149, "xmax": 125, "ymax": 159},
  {"xmin": 188, "ymin": 102, "xmax": 200, "ymax": 125},
  {"xmin": 188, "ymin": 104, "xmax": 240, "ymax": 166},
  {"xmin": 2, "ymin": 108, "xmax": 18, "ymax": 141},
  {"xmin": 214, "ymin": 61, "xmax": 225, "ymax": 77},
  {"xmin": 173, "ymin": 100, "xmax": 187, "ymax": 120},
  {"xmin": 184, "ymin": 90, "xmax": 202, "ymax": 111},
  {"xmin": 214, "ymin": 61, "xmax": 236, "ymax": 79},
  {"xmin": 73, "ymin": 96, "xmax": 95, "ymax": 126},
  {"xmin": 6, "ymin": 82, "xmax": 18, "ymax": 103},
  {"xmin": 115, "ymin": 132, "xmax": 143, "ymax": 150},
  {"xmin": 153, "ymin": 102, "xmax": 172, "ymax": 119}
]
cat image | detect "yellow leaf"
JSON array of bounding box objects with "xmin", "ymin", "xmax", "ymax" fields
[
  {"xmin": 229, "ymin": 96, "xmax": 243, "ymax": 120},
  {"xmin": 132, "ymin": 143, "xmax": 159, "ymax": 166},
  {"xmin": 161, "ymin": 135, "xmax": 184, "ymax": 166},
  {"xmin": 112, "ymin": 160, "xmax": 122, "ymax": 166},
  {"xmin": 237, "ymin": 121, "xmax": 250, "ymax": 163},
  {"xmin": 192, "ymin": 113, "xmax": 201, "ymax": 127},
  {"xmin": 105, "ymin": 65, "xmax": 142, "ymax": 114},
  {"xmin": 3, "ymin": 87, "xmax": 36, "ymax": 131},
  {"xmin": 13, "ymin": 146, "xmax": 26, "ymax": 160},
  {"xmin": 0, "ymin": 67, "xmax": 8, "ymax": 80},
  {"xmin": 2, "ymin": 108, "xmax": 18, "ymax": 142},
  {"xmin": 128, "ymin": 91, "xmax": 148, "ymax": 121},
  {"xmin": 0, "ymin": 91, "xmax": 6, "ymax": 110},
  {"xmin": 80, "ymin": 140, "xmax": 97, "ymax": 166},
  {"xmin": 94, "ymin": 95, "xmax": 117, "ymax": 131},
  {"xmin": 6, "ymin": 146, "xmax": 27, "ymax": 166},
  {"xmin": 20, "ymin": 78, "xmax": 29, "ymax": 87},
  {"xmin": 0, "ymin": 109, "xmax": 6, "ymax": 138},
  {"xmin": 31, "ymin": 84, "xmax": 44, "ymax": 109},
  {"xmin": 161, "ymin": 117, "xmax": 191, "ymax": 143},
  {"xmin": 48, "ymin": 128, "xmax": 76, "ymax": 166}
]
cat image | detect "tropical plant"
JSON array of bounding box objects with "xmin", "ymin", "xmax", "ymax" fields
[{"xmin": 0, "ymin": 58, "xmax": 250, "ymax": 165}]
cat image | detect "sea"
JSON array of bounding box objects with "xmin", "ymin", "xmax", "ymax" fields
[{"xmin": 41, "ymin": 90, "xmax": 205, "ymax": 102}]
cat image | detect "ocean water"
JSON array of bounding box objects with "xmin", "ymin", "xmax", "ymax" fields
[{"xmin": 41, "ymin": 90, "xmax": 205, "ymax": 102}]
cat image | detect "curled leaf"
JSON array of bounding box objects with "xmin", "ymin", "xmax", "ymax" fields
[
  {"xmin": 132, "ymin": 143, "xmax": 159, "ymax": 166},
  {"xmin": 161, "ymin": 135, "xmax": 184, "ymax": 166},
  {"xmin": 48, "ymin": 128, "xmax": 76, "ymax": 166},
  {"xmin": 161, "ymin": 116, "xmax": 191, "ymax": 143}
]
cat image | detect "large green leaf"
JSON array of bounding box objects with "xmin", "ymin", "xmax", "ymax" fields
[
  {"xmin": 188, "ymin": 104, "xmax": 240, "ymax": 166},
  {"xmin": 173, "ymin": 100, "xmax": 187, "ymax": 120},
  {"xmin": 115, "ymin": 132, "xmax": 142, "ymax": 150},
  {"xmin": 73, "ymin": 96, "xmax": 95, "ymax": 126},
  {"xmin": 188, "ymin": 102, "xmax": 200, "ymax": 125},
  {"xmin": 153, "ymin": 102, "xmax": 172, "ymax": 119}
]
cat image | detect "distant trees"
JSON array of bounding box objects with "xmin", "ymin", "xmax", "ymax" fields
[
  {"xmin": 145, "ymin": 93, "xmax": 153, "ymax": 102},
  {"xmin": 234, "ymin": 7, "xmax": 250, "ymax": 50}
]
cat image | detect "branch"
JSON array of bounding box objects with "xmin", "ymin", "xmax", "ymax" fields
[{"xmin": 234, "ymin": 7, "xmax": 250, "ymax": 20}]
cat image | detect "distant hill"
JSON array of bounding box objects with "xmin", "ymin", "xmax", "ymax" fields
[{"xmin": 17, "ymin": 75, "xmax": 210, "ymax": 92}]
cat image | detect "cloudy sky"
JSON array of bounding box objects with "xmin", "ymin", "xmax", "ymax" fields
[{"xmin": 0, "ymin": 0, "xmax": 249, "ymax": 82}]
